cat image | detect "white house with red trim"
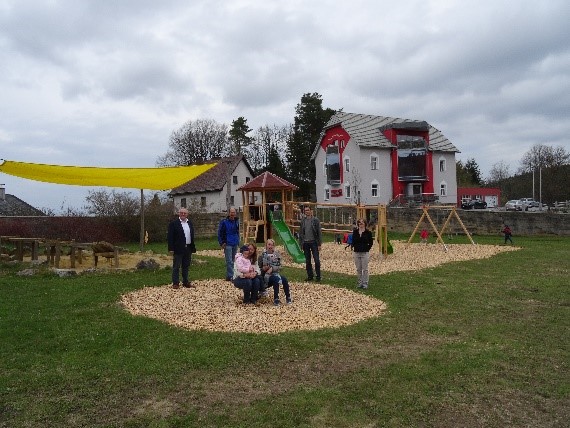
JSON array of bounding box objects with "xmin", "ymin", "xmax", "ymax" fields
[{"xmin": 311, "ymin": 112, "xmax": 460, "ymax": 206}]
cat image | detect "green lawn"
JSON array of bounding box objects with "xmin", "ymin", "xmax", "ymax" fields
[{"xmin": 0, "ymin": 235, "xmax": 568, "ymax": 427}]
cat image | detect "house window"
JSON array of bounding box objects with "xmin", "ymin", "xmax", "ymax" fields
[
  {"xmin": 370, "ymin": 155, "xmax": 378, "ymax": 170},
  {"xmin": 440, "ymin": 183, "xmax": 447, "ymax": 196},
  {"xmin": 232, "ymin": 176, "xmax": 238, "ymax": 185},
  {"xmin": 439, "ymin": 159, "xmax": 446, "ymax": 172},
  {"xmin": 246, "ymin": 177, "xmax": 250, "ymax": 183},
  {"xmin": 180, "ymin": 198, "xmax": 187, "ymax": 208},
  {"xmin": 201, "ymin": 196, "xmax": 207, "ymax": 207},
  {"xmin": 344, "ymin": 157, "xmax": 350, "ymax": 173},
  {"xmin": 371, "ymin": 183, "xmax": 378, "ymax": 197},
  {"xmin": 230, "ymin": 196, "xmax": 235, "ymax": 205},
  {"xmin": 324, "ymin": 188, "xmax": 330, "ymax": 201},
  {"xmin": 344, "ymin": 184, "xmax": 351, "ymax": 199}
]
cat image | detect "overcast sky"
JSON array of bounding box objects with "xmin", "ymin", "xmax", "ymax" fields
[{"xmin": 1, "ymin": 0, "xmax": 568, "ymax": 212}]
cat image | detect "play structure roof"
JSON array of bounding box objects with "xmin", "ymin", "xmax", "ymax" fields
[
  {"xmin": 0, "ymin": 160, "xmax": 217, "ymax": 190},
  {"xmin": 238, "ymin": 171, "xmax": 298, "ymax": 191}
]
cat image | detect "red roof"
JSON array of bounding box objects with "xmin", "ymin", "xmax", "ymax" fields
[{"xmin": 238, "ymin": 171, "xmax": 298, "ymax": 191}]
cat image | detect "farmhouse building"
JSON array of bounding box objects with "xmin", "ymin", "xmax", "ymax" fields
[
  {"xmin": 0, "ymin": 185, "xmax": 45, "ymax": 216},
  {"xmin": 169, "ymin": 155, "xmax": 254, "ymax": 213},
  {"xmin": 311, "ymin": 112, "xmax": 460, "ymax": 206}
]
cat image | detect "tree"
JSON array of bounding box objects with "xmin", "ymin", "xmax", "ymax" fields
[
  {"xmin": 85, "ymin": 189, "xmax": 140, "ymax": 217},
  {"xmin": 286, "ymin": 93, "xmax": 336, "ymax": 200},
  {"xmin": 456, "ymin": 158, "xmax": 483, "ymax": 186},
  {"xmin": 486, "ymin": 161, "xmax": 511, "ymax": 184},
  {"xmin": 228, "ymin": 116, "xmax": 253, "ymax": 155},
  {"xmin": 247, "ymin": 124, "xmax": 292, "ymax": 176},
  {"xmin": 518, "ymin": 143, "xmax": 570, "ymax": 174},
  {"xmin": 267, "ymin": 144, "xmax": 287, "ymax": 178},
  {"xmin": 156, "ymin": 118, "xmax": 231, "ymax": 166},
  {"xmin": 464, "ymin": 158, "xmax": 483, "ymax": 186},
  {"xmin": 85, "ymin": 189, "xmax": 141, "ymax": 241}
]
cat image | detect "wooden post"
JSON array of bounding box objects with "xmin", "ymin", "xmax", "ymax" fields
[{"xmin": 139, "ymin": 189, "xmax": 145, "ymax": 252}]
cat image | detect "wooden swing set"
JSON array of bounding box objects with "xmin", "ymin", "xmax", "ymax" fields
[{"xmin": 407, "ymin": 205, "xmax": 474, "ymax": 251}]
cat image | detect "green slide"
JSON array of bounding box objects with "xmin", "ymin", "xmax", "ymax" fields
[{"xmin": 269, "ymin": 211, "xmax": 306, "ymax": 264}]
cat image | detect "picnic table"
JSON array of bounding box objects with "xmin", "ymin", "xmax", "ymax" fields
[{"xmin": 1, "ymin": 236, "xmax": 43, "ymax": 261}]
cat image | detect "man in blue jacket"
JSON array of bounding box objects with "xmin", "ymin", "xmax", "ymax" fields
[
  {"xmin": 167, "ymin": 207, "xmax": 196, "ymax": 289},
  {"xmin": 218, "ymin": 207, "xmax": 240, "ymax": 281}
]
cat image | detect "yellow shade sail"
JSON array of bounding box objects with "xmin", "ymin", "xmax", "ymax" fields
[{"xmin": 0, "ymin": 160, "xmax": 217, "ymax": 190}]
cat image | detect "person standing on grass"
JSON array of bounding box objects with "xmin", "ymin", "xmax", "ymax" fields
[
  {"xmin": 167, "ymin": 207, "xmax": 196, "ymax": 289},
  {"xmin": 352, "ymin": 218, "xmax": 374, "ymax": 289},
  {"xmin": 218, "ymin": 207, "xmax": 240, "ymax": 281},
  {"xmin": 420, "ymin": 228, "xmax": 429, "ymax": 244},
  {"xmin": 502, "ymin": 224, "xmax": 513, "ymax": 244},
  {"xmin": 299, "ymin": 205, "xmax": 322, "ymax": 282}
]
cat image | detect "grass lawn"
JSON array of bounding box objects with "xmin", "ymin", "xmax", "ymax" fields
[{"xmin": 0, "ymin": 235, "xmax": 568, "ymax": 427}]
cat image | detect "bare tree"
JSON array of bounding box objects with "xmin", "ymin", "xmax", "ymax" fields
[
  {"xmin": 486, "ymin": 161, "xmax": 511, "ymax": 184},
  {"xmin": 157, "ymin": 118, "xmax": 232, "ymax": 166},
  {"xmin": 518, "ymin": 144, "xmax": 570, "ymax": 174},
  {"xmin": 85, "ymin": 189, "xmax": 140, "ymax": 217}
]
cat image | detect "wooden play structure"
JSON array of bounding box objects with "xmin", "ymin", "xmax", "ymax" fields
[
  {"xmin": 407, "ymin": 205, "xmax": 474, "ymax": 251},
  {"xmin": 237, "ymin": 171, "xmax": 389, "ymax": 258}
]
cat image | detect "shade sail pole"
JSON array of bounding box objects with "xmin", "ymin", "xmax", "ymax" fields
[{"xmin": 139, "ymin": 189, "xmax": 145, "ymax": 252}]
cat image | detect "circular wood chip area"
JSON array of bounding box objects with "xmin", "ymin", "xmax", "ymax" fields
[{"xmin": 121, "ymin": 280, "xmax": 387, "ymax": 334}]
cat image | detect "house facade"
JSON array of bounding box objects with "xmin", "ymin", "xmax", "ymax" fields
[
  {"xmin": 169, "ymin": 155, "xmax": 255, "ymax": 213},
  {"xmin": 311, "ymin": 112, "xmax": 460, "ymax": 206}
]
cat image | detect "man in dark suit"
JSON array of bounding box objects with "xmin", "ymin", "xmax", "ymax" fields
[{"xmin": 167, "ymin": 207, "xmax": 196, "ymax": 288}]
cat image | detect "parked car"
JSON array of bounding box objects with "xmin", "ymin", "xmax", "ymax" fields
[
  {"xmin": 519, "ymin": 198, "xmax": 539, "ymax": 209},
  {"xmin": 505, "ymin": 200, "xmax": 521, "ymax": 211},
  {"xmin": 461, "ymin": 199, "xmax": 487, "ymax": 210}
]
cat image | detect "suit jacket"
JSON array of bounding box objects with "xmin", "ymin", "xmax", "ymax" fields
[{"xmin": 167, "ymin": 218, "xmax": 196, "ymax": 254}]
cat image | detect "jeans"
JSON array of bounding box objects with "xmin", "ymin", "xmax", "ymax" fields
[
  {"xmin": 224, "ymin": 244, "xmax": 238, "ymax": 279},
  {"xmin": 234, "ymin": 276, "xmax": 261, "ymax": 303},
  {"xmin": 353, "ymin": 251, "xmax": 370, "ymax": 287},
  {"xmin": 302, "ymin": 241, "xmax": 321, "ymax": 279},
  {"xmin": 172, "ymin": 246, "xmax": 192, "ymax": 285},
  {"xmin": 267, "ymin": 274, "xmax": 290, "ymax": 301}
]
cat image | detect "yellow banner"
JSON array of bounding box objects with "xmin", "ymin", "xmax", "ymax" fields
[{"xmin": 0, "ymin": 160, "xmax": 217, "ymax": 190}]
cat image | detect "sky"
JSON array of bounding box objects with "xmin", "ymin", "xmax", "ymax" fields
[{"xmin": 1, "ymin": 0, "xmax": 569, "ymax": 212}]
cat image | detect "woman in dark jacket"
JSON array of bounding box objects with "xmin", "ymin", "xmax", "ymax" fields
[{"xmin": 351, "ymin": 218, "xmax": 374, "ymax": 289}]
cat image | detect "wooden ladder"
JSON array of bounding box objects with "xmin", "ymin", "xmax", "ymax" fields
[{"xmin": 244, "ymin": 221, "xmax": 259, "ymax": 243}]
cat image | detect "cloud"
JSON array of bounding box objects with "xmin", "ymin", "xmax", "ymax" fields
[{"xmin": 0, "ymin": 0, "xmax": 569, "ymax": 210}]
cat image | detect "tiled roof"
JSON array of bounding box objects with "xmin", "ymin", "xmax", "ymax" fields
[
  {"xmin": 311, "ymin": 112, "xmax": 459, "ymax": 159},
  {"xmin": 238, "ymin": 171, "xmax": 298, "ymax": 191},
  {"xmin": 169, "ymin": 155, "xmax": 252, "ymax": 195},
  {"xmin": 0, "ymin": 194, "xmax": 45, "ymax": 216}
]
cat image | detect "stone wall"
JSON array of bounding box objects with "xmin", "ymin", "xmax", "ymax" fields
[
  {"xmin": 386, "ymin": 208, "xmax": 570, "ymax": 236},
  {"xmin": 1, "ymin": 210, "xmax": 568, "ymax": 242}
]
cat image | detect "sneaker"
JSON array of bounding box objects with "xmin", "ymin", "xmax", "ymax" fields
[
  {"xmin": 274, "ymin": 299, "xmax": 280, "ymax": 306},
  {"xmin": 305, "ymin": 277, "xmax": 313, "ymax": 281},
  {"xmin": 315, "ymin": 277, "xmax": 321, "ymax": 282},
  {"xmin": 361, "ymin": 285, "xmax": 368, "ymax": 289},
  {"xmin": 286, "ymin": 298, "xmax": 292, "ymax": 304},
  {"xmin": 172, "ymin": 283, "xmax": 180, "ymax": 289}
]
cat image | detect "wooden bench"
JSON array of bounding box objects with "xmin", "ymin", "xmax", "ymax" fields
[{"xmin": 93, "ymin": 248, "xmax": 119, "ymax": 268}]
